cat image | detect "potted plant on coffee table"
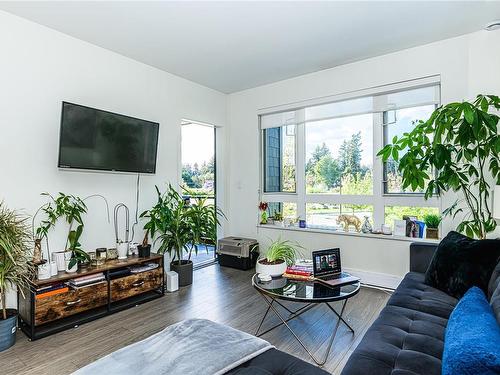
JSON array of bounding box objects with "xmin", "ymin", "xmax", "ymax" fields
[
  {"xmin": 424, "ymin": 214, "xmax": 441, "ymax": 239},
  {"xmin": 140, "ymin": 184, "xmax": 223, "ymax": 286},
  {"xmin": 256, "ymin": 238, "xmax": 303, "ymax": 277},
  {"xmin": 0, "ymin": 201, "xmax": 35, "ymax": 352}
]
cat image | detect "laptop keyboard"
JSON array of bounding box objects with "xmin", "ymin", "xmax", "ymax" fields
[{"xmin": 323, "ymin": 272, "xmax": 350, "ymax": 280}]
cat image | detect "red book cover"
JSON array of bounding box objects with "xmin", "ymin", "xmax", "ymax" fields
[{"xmin": 285, "ymin": 268, "xmax": 312, "ymax": 276}]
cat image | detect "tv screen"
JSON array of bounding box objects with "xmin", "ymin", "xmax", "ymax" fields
[{"xmin": 58, "ymin": 102, "xmax": 159, "ymax": 173}]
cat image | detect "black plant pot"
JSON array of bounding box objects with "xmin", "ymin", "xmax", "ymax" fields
[
  {"xmin": 170, "ymin": 260, "xmax": 193, "ymax": 287},
  {"xmin": 137, "ymin": 244, "xmax": 151, "ymax": 258},
  {"xmin": 0, "ymin": 309, "xmax": 17, "ymax": 352}
]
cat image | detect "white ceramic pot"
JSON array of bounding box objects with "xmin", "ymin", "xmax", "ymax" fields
[
  {"xmin": 49, "ymin": 261, "xmax": 58, "ymax": 276},
  {"xmin": 37, "ymin": 262, "xmax": 51, "ymax": 280},
  {"xmin": 255, "ymin": 259, "xmax": 287, "ymax": 277},
  {"xmin": 65, "ymin": 259, "xmax": 78, "ymax": 273},
  {"xmin": 117, "ymin": 242, "xmax": 129, "ymax": 260},
  {"xmin": 52, "ymin": 251, "xmax": 67, "ymax": 272}
]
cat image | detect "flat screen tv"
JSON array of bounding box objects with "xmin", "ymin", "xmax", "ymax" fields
[{"xmin": 58, "ymin": 102, "xmax": 159, "ymax": 173}]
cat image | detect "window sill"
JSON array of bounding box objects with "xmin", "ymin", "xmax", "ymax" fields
[{"xmin": 256, "ymin": 224, "xmax": 440, "ymax": 243}]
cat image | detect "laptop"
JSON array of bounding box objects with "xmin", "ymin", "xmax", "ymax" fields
[{"xmin": 312, "ymin": 248, "xmax": 360, "ymax": 287}]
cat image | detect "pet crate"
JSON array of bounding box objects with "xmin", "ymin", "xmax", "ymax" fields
[{"xmin": 217, "ymin": 237, "xmax": 259, "ymax": 270}]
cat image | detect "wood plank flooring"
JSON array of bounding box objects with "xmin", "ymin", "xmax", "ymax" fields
[{"xmin": 0, "ymin": 265, "xmax": 390, "ymax": 374}]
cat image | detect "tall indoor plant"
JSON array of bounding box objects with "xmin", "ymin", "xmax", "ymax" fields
[
  {"xmin": 378, "ymin": 95, "xmax": 499, "ymax": 239},
  {"xmin": 0, "ymin": 201, "xmax": 34, "ymax": 351},
  {"xmin": 140, "ymin": 185, "xmax": 223, "ymax": 286}
]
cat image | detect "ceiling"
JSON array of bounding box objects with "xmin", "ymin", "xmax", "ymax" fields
[{"xmin": 1, "ymin": 1, "xmax": 500, "ymax": 93}]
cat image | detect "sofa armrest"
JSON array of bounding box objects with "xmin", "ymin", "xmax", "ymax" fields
[{"xmin": 410, "ymin": 242, "xmax": 438, "ymax": 273}]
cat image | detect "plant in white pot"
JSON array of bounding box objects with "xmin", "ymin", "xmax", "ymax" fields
[
  {"xmin": 0, "ymin": 201, "xmax": 35, "ymax": 352},
  {"xmin": 140, "ymin": 185, "xmax": 224, "ymax": 287},
  {"xmin": 256, "ymin": 238, "xmax": 303, "ymax": 277}
]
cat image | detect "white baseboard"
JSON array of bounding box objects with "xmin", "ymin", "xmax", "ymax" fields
[{"xmin": 343, "ymin": 267, "xmax": 403, "ymax": 290}]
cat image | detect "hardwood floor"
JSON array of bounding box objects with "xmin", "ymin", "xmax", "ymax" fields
[{"xmin": 0, "ymin": 265, "xmax": 390, "ymax": 374}]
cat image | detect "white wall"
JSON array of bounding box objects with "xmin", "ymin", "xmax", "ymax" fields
[
  {"xmin": 0, "ymin": 11, "xmax": 227, "ymax": 307},
  {"xmin": 226, "ymin": 29, "xmax": 500, "ymax": 287}
]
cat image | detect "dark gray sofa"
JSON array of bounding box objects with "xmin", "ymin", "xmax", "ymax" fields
[{"xmin": 342, "ymin": 242, "xmax": 500, "ymax": 375}]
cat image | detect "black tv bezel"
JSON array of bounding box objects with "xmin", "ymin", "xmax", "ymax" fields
[{"xmin": 58, "ymin": 101, "xmax": 160, "ymax": 174}]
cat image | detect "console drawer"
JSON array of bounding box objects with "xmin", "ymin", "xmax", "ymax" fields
[
  {"xmin": 110, "ymin": 268, "xmax": 162, "ymax": 302},
  {"xmin": 35, "ymin": 282, "xmax": 108, "ymax": 326}
]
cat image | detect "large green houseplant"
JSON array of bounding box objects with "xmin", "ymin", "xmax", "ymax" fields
[
  {"xmin": 0, "ymin": 201, "xmax": 34, "ymax": 351},
  {"xmin": 378, "ymin": 94, "xmax": 500, "ymax": 239},
  {"xmin": 140, "ymin": 185, "xmax": 223, "ymax": 286}
]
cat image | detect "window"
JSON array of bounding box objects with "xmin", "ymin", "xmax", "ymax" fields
[
  {"xmin": 306, "ymin": 203, "xmax": 373, "ymax": 230},
  {"xmin": 305, "ymin": 114, "xmax": 373, "ymax": 194},
  {"xmin": 384, "ymin": 206, "xmax": 439, "ymax": 228},
  {"xmin": 260, "ymin": 78, "xmax": 441, "ymax": 232},
  {"xmin": 383, "ymin": 105, "xmax": 436, "ymax": 194},
  {"xmin": 263, "ymin": 125, "xmax": 296, "ymax": 193}
]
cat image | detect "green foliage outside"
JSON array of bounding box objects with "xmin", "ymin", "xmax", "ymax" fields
[
  {"xmin": 306, "ymin": 132, "xmax": 370, "ymax": 193},
  {"xmin": 384, "ymin": 206, "xmax": 439, "ymax": 228},
  {"xmin": 182, "ymin": 156, "xmax": 215, "ymax": 195}
]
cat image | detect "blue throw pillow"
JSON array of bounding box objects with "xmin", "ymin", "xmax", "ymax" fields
[{"xmin": 442, "ymin": 287, "xmax": 500, "ymax": 375}]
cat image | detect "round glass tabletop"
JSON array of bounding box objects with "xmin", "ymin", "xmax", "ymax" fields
[{"xmin": 252, "ymin": 274, "xmax": 360, "ymax": 303}]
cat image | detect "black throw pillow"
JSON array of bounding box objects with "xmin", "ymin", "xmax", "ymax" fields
[{"xmin": 424, "ymin": 231, "xmax": 500, "ymax": 299}]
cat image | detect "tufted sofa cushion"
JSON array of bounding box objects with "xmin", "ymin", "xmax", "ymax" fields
[
  {"xmin": 489, "ymin": 262, "xmax": 500, "ymax": 325},
  {"xmin": 386, "ymin": 273, "xmax": 458, "ymax": 319},
  {"xmin": 341, "ymin": 272, "xmax": 458, "ymax": 375}
]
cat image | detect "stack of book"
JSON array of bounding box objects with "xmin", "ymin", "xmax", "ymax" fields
[
  {"xmin": 282, "ymin": 265, "xmax": 314, "ymax": 281},
  {"xmin": 129, "ymin": 263, "xmax": 159, "ymax": 274},
  {"xmin": 35, "ymin": 283, "xmax": 68, "ymax": 299},
  {"xmin": 67, "ymin": 273, "xmax": 106, "ymax": 289}
]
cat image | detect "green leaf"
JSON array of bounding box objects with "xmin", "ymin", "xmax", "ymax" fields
[
  {"xmin": 480, "ymin": 97, "xmax": 488, "ymax": 112},
  {"xmin": 391, "ymin": 147, "xmax": 399, "ymax": 161},
  {"xmin": 463, "ymin": 104, "xmax": 474, "ymax": 124}
]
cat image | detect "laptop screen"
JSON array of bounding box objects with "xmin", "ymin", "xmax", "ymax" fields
[{"xmin": 312, "ymin": 248, "xmax": 341, "ymax": 277}]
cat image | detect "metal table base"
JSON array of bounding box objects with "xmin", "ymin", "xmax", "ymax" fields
[{"xmin": 254, "ymin": 291, "xmax": 354, "ymax": 366}]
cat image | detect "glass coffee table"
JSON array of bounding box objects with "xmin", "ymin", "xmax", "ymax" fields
[{"xmin": 252, "ymin": 274, "xmax": 360, "ymax": 366}]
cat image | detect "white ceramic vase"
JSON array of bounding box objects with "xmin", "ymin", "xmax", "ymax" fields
[
  {"xmin": 65, "ymin": 259, "xmax": 78, "ymax": 273},
  {"xmin": 255, "ymin": 259, "xmax": 287, "ymax": 277},
  {"xmin": 52, "ymin": 251, "xmax": 67, "ymax": 272},
  {"xmin": 49, "ymin": 261, "xmax": 58, "ymax": 276},
  {"xmin": 37, "ymin": 262, "xmax": 51, "ymax": 280},
  {"xmin": 117, "ymin": 242, "xmax": 129, "ymax": 260},
  {"xmin": 64, "ymin": 251, "xmax": 78, "ymax": 273}
]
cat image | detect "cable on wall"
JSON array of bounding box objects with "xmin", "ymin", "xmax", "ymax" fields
[{"xmin": 130, "ymin": 173, "xmax": 140, "ymax": 242}]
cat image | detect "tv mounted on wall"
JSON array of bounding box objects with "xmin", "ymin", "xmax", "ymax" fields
[{"xmin": 58, "ymin": 102, "xmax": 159, "ymax": 174}]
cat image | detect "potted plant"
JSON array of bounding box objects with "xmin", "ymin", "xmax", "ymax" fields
[
  {"xmin": 424, "ymin": 214, "xmax": 441, "ymax": 239},
  {"xmin": 378, "ymin": 94, "xmax": 500, "ymax": 239},
  {"xmin": 272, "ymin": 211, "xmax": 284, "ymax": 227},
  {"xmin": 0, "ymin": 201, "xmax": 35, "ymax": 352},
  {"xmin": 137, "ymin": 230, "xmax": 151, "ymax": 258},
  {"xmin": 140, "ymin": 185, "xmax": 223, "ymax": 286},
  {"xmin": 258, "ymin": 202, "xmax": 269, "ymax": 224},
  {"xmin": 256, "ymin": 238, "xmax": 303, "ymax": 277},
  {"xmin": 34, "ymin": 193, "xmax": 108, "ymax": 273}
]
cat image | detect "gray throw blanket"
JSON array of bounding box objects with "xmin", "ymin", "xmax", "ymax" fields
[{"xmin": 72, "ymin": 319, "xmax": 274, "ymax": 375}]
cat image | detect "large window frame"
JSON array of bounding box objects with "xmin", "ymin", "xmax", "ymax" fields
[{"xmin": 259, "ymin": 77, "xmax": 441, "ymax": 230}]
